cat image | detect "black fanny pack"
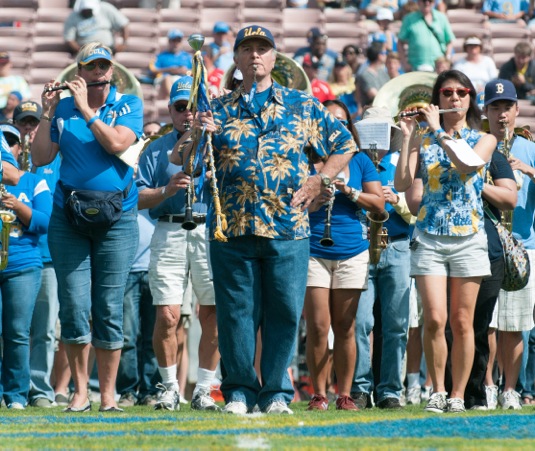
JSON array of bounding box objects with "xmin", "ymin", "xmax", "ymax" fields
[{"xmin": 60, "ymin": 181, "xmax": 131, "ymax": 230}]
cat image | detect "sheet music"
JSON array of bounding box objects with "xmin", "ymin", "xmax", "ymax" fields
[
  {"xmin": 447, "ymin": 139, "xmax": 486, "ymax": 167},
  {"xmin": 355, "ymin": 122, "xmax": 391, "ymax": 150}
]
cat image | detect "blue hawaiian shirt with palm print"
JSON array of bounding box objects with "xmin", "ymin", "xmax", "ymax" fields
[
  {"xmin": 416, "ymin": 127, "xmax": 488, "ymax": 236},
  {"xmin": 210, "ymin": 82, "xmax": 358, "ymax": 240}
]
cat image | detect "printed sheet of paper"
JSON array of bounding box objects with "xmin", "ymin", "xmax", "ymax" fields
[
  {"xmin": 355, "ymin": 122, "xmax": 391, "ymax": 150},
  {"xmin": 448, "ymin": 139, "xmax": 486, "ymax": 167}
]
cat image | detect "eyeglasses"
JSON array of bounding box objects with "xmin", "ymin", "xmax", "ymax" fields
[
  {"xmin": 82, "ymin": 61, "xmax": 112, "ymax": 71},
  {"xmin": 439, "ymin": 87, "xmax": 471, "ymax": 98},
  {"xmin": 173, "ymin": 103, "xmax": 189, "ymax": 113}
]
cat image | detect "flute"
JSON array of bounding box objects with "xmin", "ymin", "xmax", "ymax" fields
[
  {"xmin": 398, "ymin": 108, "xmax": 467, "ymax": 118},
  {"xmin": 44, "ymin": 80, "xmax": 110, "ymax": 93}
]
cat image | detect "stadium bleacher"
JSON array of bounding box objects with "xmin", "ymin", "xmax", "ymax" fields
[{"xmin": 0, "ymin": 0, "xmax": 533, "ymax": 126}]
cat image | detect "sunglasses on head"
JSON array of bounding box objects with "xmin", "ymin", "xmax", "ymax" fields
[
  {"xmin": 173, "ymin": 103, "xmax": 189, "ymax": 113},
  {"xmin": 439, "ymin": 87, "xmax": 471, "ymax": 98},
  {"xmin": 83, "ymin": 61, "xmax": 112, "ymax": 71}
]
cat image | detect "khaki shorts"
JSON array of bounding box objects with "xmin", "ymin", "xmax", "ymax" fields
[
  {"xmin": 307, "ymin": 250, "xmax": 369, "ymax": 290},
  {"xmin": 410, "ymin": 229, "xmax": 491, "ymax": 278},
  {"xmin": 149, "ymin": 222, "xmax": 215, "ymax": 307},
  {"xmin": 496, "ymin": 249, "xmax": 535, "ymax": 332}
]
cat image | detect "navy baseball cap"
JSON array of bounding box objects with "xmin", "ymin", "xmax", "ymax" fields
[
  {"xmin": 169, "ymin": 76, "xmax": 193, "ymax": 105},
  {"xmin": 484, "ymin": 79, "xmax": 518, "ymax": 106},
  {"xmin": 234, "ymin": 25, "xmax": 276, "ymax": 51}
]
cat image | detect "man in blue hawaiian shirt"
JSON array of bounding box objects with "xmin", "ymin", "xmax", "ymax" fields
[{"xmin": 196, "ymin": 25, "xmax": 358, "ymax": 415}]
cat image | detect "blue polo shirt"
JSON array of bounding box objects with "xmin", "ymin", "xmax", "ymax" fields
[
  {"xmin": 309, "ymin": 152, "xmax": 379, "ymax": 260},
  {"xmin": 151, "ymin": 50, "xmax": 192, "ymax": 77},
  {"xmin": 4, "ymin": 172, "xmax": 52, "ymax": 273},
  {"xmin": 50, "ymin": 85, "xmax": 143, "ymax": 211},
  {"xmin": 136, "ymin": 131, "xmax": 209, "ymax": 219},
  {"xmin": 377, "ymin": 151, "xmax": 411, "ymax": 238}
]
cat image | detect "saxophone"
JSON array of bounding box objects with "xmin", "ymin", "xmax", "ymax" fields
[
  {"xmin": 20, "ymin": 134, "xmax": 31, "ymax": 172},
  {"xmin": 0, "ymin": 184, "xmax": 16, "ymax": 270},
  {"xmin": 498, "ymin": 119, "xmax": 520, "ymax": 233},
  {"xmin": 366, "ymin": 143, "xmax": 389, "ymax": 265}
]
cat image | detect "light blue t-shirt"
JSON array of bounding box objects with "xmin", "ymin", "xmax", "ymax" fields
[
  {"xmin": 50, "ymin": 85, "xmax": 143, "ymax": 211},
  {"xmin": 511, "ymin": 136, "xmax": 535, "ymax": 249},
  {"xmin": 482, "ymin": 0, "xmax": 528, "ymax": 16}
]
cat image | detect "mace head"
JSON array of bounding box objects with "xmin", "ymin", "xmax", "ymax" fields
[{"xmin": 188, "ymin": 34, "xmax": 205, "ymax": 51}]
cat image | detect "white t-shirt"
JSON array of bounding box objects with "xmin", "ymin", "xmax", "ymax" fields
[{"xmin": 453, "ymin": 55, "xmax": 498, "ymax": 93}]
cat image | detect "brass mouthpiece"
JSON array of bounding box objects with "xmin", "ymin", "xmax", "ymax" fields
[{"xmin": 184, "ymin": 121, "xmax": 192, "ymax": 131}]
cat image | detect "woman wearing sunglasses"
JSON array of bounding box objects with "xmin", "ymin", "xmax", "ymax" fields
[
  {"xmin": 304, "ymin": 99, "xmax": 384, "ymax": 411},
  {"xmin": 31, "ymin": 42, "xmax": 144, "ymax": 413},
  {"xmin": 395, "ymin": 69, "xmax": 497, "ymax": 413}
]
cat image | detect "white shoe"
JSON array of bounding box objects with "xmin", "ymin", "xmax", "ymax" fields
[
  {"xmin": 420, "ymin": 386, "xmax": 432, "ymax": 403},
  {"xmin": 485, "ymin": 385, "xmax": 498, "ymax": 410},
  {"xmin": 222, "ymin": 401, "xmax": 248, "ymax": 415},
  {"xmin": 191, "ymin": 389, "xmax": 220, "ymax": 411},
  {"xmin": 424, "ymin": 392, "xmax": 447, "ymax": 413},
  {"xmin": 498, "ymin": 390, "xmax": 522, "ymax": 410},
  {"xmin": 264, "ymin": 400, "xmax": 293, "ymax": 415},
  {"xmin": 7, "ymin": 402, "xmax": 25, "ymax": 410},
  {"xmin": 406, "ymin": 386, "xmax": 422, "ymax": 405},
  {"xmin": 154, "ymin": 383, "xmax": 180, "ymax": 411},
  {"xmin": 447, "ymin": 397, "xmax": 466, "ymax": 413}
]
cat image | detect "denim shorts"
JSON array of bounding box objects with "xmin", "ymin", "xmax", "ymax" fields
[
  {"xmin": 307, "ymin": 250, "xmax": 369, "ymax": 289},
  {"xmin": 148, "ymin": 222, "xmax": 215, "ymax": 307},
  {"xmin": 48, "ymin": 204, "xmax": 138, "ymax": 350},
  {"xmin": 410, "ymin": 228, "xmax": 491, "ymax": 278}
]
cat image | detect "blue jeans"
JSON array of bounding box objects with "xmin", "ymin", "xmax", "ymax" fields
[
  {"xmin": 519, "ymin": 327, "xmax": 535, "ymax": 398},
  {"xmin": 352, "ymin": 238, "xmax": 411, "ymax": 401},
  {"xmin": 0, "ymin": 266, "xmax": 41, "ymax": 406},
  {"xmin": 117, "ymin": 270, "xmax": 159, "ymax": 398},
  {"xmin": 29, "ymin": 263, "xmax": 59, "ymax": 403},
  {"xmin": 48, "ymin": 204, "xmax": 138, "ymax": 349},
  {"xmin": 210, "ymin": 236, "xmax": 309, "ymax": 411}
]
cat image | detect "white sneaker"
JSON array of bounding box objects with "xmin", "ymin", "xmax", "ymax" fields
[
  {"xmin": 424, "ymin": 392, "xmax": 447, "ymax": 413},
  {"xmin": 154, "ymin": 383, "xmax": 180, "ymax": 411},
  {"xmin": 222, "ymin": 401, "xmax": 248, "ymax": 415},
  {"xmin": 406, "ymin": 386, "xmax": 422, "ymax": 405},
  {"xmin": 7, "ymin": 402, "xmax": 25, "ymax": 410},
  {"xmin": 498, "ymin": 390, "xmax": 522, "ymax": 410},
  {"xmin": 485, "ymin": 385, "xmax": 498, "ymax": 410},
  {"xmin": 191, "ymin": 389, "xmax": 220, "ymax": 411},
  {"xmin": 264, "ymin": 400, "xmax": 293, "ymax": 415},
  {"xmin": 447, "ymin": 397, "xmax": 466, "ymax": 413},
  {"xmin": 421, "ymin": 386, "xmax": 432, "ymax": 403}
]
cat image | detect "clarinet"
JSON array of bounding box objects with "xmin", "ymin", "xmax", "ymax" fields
[
  {"xmin": 182, "ymin": 120, "xmax": 197, "ymax": 231},
  {"xmin": 319, "ymin": 185, "xmax": 335, "ymax": 247}
]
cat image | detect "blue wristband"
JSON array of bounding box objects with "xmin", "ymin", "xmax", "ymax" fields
[
  {"xmin": 87, "ymin": 115, "xmax": 99, "ymax": 128},
  {"xmin": 434, "ymin": 127, "xmax": 445, "ymax": 138}
]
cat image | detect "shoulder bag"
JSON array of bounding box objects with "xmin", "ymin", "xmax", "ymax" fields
[{"xmin": 484, "ymin": 205, "xmax": 530, "ymax": 291}]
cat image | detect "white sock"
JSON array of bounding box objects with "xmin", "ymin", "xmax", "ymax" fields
[
  {"xmin": 158, "ymin": 365, "xmax": 179, "ymax": 390},
  {"xmin": 194, "ymin": 368, "xmax": 216, "ymax": 395},
  {"xmin": 407, "ymin": 373, "xmax": 420, "ymax": 389}
]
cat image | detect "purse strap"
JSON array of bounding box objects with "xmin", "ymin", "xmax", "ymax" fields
[
  {"xmin": 484, "ymin": 204, "xmax": 500, "ymax": 226},
  {"xmin": 421, "ymin": 15, "xmax": 446, "ymax": 54}
]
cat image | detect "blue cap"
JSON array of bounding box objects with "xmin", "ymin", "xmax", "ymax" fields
[
  {"xmin": 80, "ymin": 47, "xmax": 113, "ymax": 65},
  {"xmin": 234, "ymin": 25, "xmax": 276, "ymax": 51},
  {"xmin": 0, "ymin": 124, "xmax": 21, "ymax": 144},
  {"xmin": 484, "ymin": 79, "xmax": 517, "ymax": 106},
  {"xmin": 9, "ymin": 91, "xmax": 22, "ymax": 101},
  {"xmin": 168, "ymin": 29, "xmax": 184, "ymax": 40},
  {"xmin": 169, "ymin": 76, "xmax": 193, "ymax": 105},
  {"xmin": 476, "ymin": 91, "xmax": 485, "ymax": 109},
  {"xmin": 213, "ymin": 21, "xmax": 230, "ymax": 34}
]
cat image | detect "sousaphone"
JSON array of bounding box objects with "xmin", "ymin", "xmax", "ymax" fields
[
  {"xmin": 221, "ymin": 52, "xmax": 312, "ymax": 93},
  {"xmin": 373, "ymin": 71, "xmax": 437, "ymax": 120}
]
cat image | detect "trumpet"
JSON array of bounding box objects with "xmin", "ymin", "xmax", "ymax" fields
[
  {"xmin": 44, "ymin": 80, "xmax": 110, "ymax": 93},
  {"xmin": 319, "ymin": 185, "xmax": 335, "ymax": 247}
]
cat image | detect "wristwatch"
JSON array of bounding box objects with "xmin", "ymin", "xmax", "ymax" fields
[{"xmin": 318, "ymin": 172, "xmax": 331, "ymax": 187}]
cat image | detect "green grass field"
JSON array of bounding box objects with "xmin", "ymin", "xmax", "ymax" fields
[{"xmin": 1, "ymin": 402, "xmax": 534, "ymax": 449}]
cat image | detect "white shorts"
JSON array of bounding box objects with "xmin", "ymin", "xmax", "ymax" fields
[
  {"xmin": 149, "ymin": 222, "xmax": 215, "ymax": 307},
  {"xmin": 408, "ymin": 278, "xmax": 423, "ymax": 328},
  {"xmin": 307, "ymin": 250, "xmax": 369, "ymax": 290},
  {"xmin": 496, "ymin": 249, "xmax": 535, "ymax": 332}
]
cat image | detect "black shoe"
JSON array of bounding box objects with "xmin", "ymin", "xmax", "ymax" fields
[
  {"xmin": 351, "ymin": 392, "xmax": 371, "ymax": 410},
  {"xmin": 377, "ymin": 397, "xmax": 402, "ymax": 409}
]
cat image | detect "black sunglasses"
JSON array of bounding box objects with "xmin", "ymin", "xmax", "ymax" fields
[
  {"xmin": 173, "ymin": 103, "xmax": 189, "ymax": 113},
  {"xmin": 83, "ymin": 61, "xmax": 112, "ymax": 71}
]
